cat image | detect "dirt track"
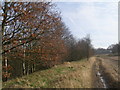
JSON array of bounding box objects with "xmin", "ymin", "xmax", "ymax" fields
[{"xmin": 92, "ymin": 56, "xmax": 119, "ymax": 88}]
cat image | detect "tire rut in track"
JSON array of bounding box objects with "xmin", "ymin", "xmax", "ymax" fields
[{"xmin": 92, "ymin": 58, "xmax": 119, "ymax": 88}]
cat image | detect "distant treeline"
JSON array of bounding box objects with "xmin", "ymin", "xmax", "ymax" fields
[
  {"xmin": 107, "ymin": 42, "xmax": 120, "ymax": 56},
  {"xmin": 1, "ymin": 2, "xmax": 94, "ymax": 81},
  {"xmin": 95, "ymin": 42, "xmax": 120, "ymax": 56}
]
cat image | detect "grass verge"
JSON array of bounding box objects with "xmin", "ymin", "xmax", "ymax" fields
[{"xmin": 3, "ymin": 58, "xmax": 95, "ymax": 88}]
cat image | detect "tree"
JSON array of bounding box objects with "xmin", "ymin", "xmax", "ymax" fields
[
  {"xmin": 84, "ymin": 34, "xmax": 91, "ymax": 60},
  {"xmin": 107, "ymin": 43, "xmax": 120, "ymax": 55},
  {"xmin": 1, "ymin": 1, "xmax": 95, "ymax": 81},
  {"xmin": 76, "ymin": 35, "xmax": 94, "ymax": 60},
  {"xmin": 1, "ymin": 2, "xmax": 61, "ymax": 54},
  {"xmin": 63, "ymin": 33, "xmax": 94, "ymax": 62},
  {"xmin": 1, "ymin": 1, "xmax": 64, "ymax": 81}
]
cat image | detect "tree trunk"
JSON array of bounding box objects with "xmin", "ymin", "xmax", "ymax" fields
[
  {"xmin": 22, "ymin": 60, "xmax": 26, "ymax": 75},
  {"xmin": 27, "ymin": 62, "xmax": 29, "ymax": 75},
  {"xmin": 0, "ymin": 25, "xmax": 2, "ymax": 89}
]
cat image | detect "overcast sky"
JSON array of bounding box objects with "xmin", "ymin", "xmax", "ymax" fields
[{"xmin": 55, "ymin": 1, "xmax": 118, "ymax": 49}]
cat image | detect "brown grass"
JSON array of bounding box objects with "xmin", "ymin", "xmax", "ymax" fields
[{"xmin": 3, "ymin": 57, "xmax": 96, "ymax": 88}]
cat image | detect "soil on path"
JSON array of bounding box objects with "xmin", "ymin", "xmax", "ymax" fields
[{"xmin": 92, "ymin": 56, "xmax": 119, "ymax": 88}]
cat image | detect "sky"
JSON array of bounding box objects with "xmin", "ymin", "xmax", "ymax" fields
[
  {"xmin": 0, "ymin": 0, "xmax": 119, "ymax": 49},
  {"xmin": 55, "ymin": 1, "xmax": 118, "ymax": 49}
]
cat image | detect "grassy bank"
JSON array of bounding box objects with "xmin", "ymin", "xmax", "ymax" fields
[{"xmin": 3, "ymin": 58, "xmax": 95, "ymax": 88}]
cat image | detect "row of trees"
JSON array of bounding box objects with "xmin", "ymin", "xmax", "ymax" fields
[
  {"xmin": 95, "ymin": 42, "xmax": 120, "ymax": 55},
  {"xmin": 1, "ymin": 2, "xmax": 94, "ymax": 81},
  {"xmin": 107, "ymin": 42, "xmax": 120, "ymax": 55}
]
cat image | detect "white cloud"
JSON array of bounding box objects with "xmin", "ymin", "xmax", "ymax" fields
[{"xmin": 57, "ymin": 2, "xmax": 118, "ymax": 48}]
